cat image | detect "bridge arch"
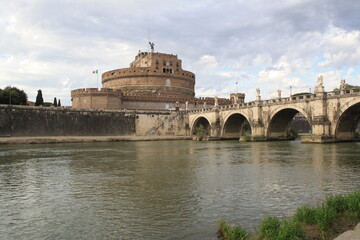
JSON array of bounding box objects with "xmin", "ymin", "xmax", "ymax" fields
[
  {"xmin": 222, "ymin": 113, "xmax": 251, "ymax": 139},
  {"xmin": 267, "ymin": 106, "xmax": 311, "ymax": 139},
  {"xmin": 191, "ymin": 116, "xmax": 211, "ymax": 137},
  {"xmin": 335, "ymin": 99, "xmax": 360, "ymax": 140}
]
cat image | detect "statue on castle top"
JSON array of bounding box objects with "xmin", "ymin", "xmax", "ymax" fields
[
  {"xmin": 317, "ymin": 75, "xmax": 323, "ymax": 86},
  {"xmin": 256, "ymin": 88, "xmax": 260, "ymax": 96},
  {"xmin": 340, "ymin": 79, "xmax": 346, "ymax": 90},
  {"xmin": 149, "ymin": 42, "xmax": 155, "ymax": 52}
]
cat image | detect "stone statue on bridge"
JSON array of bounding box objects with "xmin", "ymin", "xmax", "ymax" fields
[
  {"xmin": 256, "ymin": 88, "xmax": 261, "ymax": 101},
  {"xmin": 340, "ymin": 79, "xmax": 346, "ymax": 90},
  {"xmin": 277, "ymin": 89, "xmax": 282, "ymax": 99},
  {"xmin": 317, "ymin": 75, "xmax": 324, "ymax": 86},
  {"xmin": 214, "ymin": 97, "xmax": 219, "ymax": 108},
  {"xmin": 314, "ymin": 75, "xmax": 325, "ymax": 94}
]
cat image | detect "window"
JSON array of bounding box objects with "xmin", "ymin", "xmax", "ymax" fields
[{"xmin": 163, "ymin": 68, "xmax": 173, "ymax": 74}]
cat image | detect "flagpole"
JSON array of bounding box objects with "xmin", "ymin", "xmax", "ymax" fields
[{"xmin": 97, "ymin": 71, "xmax": 99, "ymax": 89}]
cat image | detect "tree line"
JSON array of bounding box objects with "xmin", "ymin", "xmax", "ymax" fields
[
  {"xmin": 0, "ymin": 87, "xmax": 61, "ymax": 107},
  {"xmin": 35, "ymin": 89, "xmax": 61, "ymax": 107}
]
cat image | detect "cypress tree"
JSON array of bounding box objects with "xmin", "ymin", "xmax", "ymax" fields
[
  {"xmin": 35, "ymin": 90, "xmax": 44, "ymax": 106},
  {"xmin": 58, "ymin": 99, "xmax": 61, "ymax": 107},
  {"xmin": 53, "ymin": 97, "xmax": 58, "ymax": 107}
]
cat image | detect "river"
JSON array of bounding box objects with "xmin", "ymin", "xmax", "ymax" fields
[{"xmin": 1, "ymin": 140, "xmax": 360, "ymax": 239}]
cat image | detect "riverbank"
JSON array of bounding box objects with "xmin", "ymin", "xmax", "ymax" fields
[
  {"xmin": 0, "ymin": 135, "xmax": 192, "ymax": 144},
  {"xmin": 218, "ymin": 191, "xmax": 360, "ymax": 240}
]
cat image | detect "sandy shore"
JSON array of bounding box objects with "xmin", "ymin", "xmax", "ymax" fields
[{"xmin": 0, "ymin": 135, "xmax": 192, "ymax": 144}]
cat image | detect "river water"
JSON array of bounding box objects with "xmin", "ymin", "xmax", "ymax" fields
[{"xmin": 0, "ymin": 140, "xmax": 360, "ymax": 240}]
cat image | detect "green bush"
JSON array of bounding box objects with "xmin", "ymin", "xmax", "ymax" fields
[
  {"xmin": 295, "ymin": 206, "xmax": 317, "ymax": 224},
  {"xmin": 218, "ymin": 219, "xmax": 250, "ymax": 240},
  {"xmin": 315, "ymin": 204, "xmax": 339, "ymax": 231},
  {"xmin": 277, "ymin": 219, "xmax": 304, "ymax": 240},
  {"xmin": 258, "ymin": 216, "xmax": 280, "ymax": 239},
  {"xmin": 343, "ymin": 191, "xmax": 360, "ymax": 220},
  {"xmin": 218, "ymin": 191, "xmax": 360, "ymax": 240}
]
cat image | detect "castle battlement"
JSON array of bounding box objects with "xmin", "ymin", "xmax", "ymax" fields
[{"xmin": 71, "ymin": 88, "xmax": 122, "ymax": 96}]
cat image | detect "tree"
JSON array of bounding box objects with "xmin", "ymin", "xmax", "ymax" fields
[
  {"xmin": 53, "ymin": 97, "xmax": 58, "ymax": 107},
  {"xmin": 0, "ymin": 86, "xmax": 27, "ymax": 105},
  {"xmin": 58, "ymin": 99, "xmax": 61, "ymax": 107},
  {"xmin": 35, "ymin": 90, "xmax": 44, "ymax": 106},
  {"xmin": 334, "ymin": 84, "xmax": 360, "ymax": 91}
]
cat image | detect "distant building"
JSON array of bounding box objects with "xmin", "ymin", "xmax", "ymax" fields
[
  {"xmin": 71, "ymin": 49, "xmax": 244, "ymax": 110},
  {"xmin": 26, "ymin": 101, "xmax": 35, "ymax": 106}
]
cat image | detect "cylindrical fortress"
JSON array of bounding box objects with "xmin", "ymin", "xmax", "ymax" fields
[{"xmin": 102, "ymin": 52, "xmax": 195, "ymax": 97}]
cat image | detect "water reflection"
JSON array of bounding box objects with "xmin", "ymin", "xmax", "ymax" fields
[{"xmin": 0, "ymin": 141, "xmax": 360, "ymax": 239}]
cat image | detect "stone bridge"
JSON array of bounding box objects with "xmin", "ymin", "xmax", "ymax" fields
[{"xmin": 188, "ymin": 87, "xmax": 360, "ymax": 143}]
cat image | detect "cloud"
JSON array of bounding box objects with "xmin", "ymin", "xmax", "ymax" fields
[
  {"xmin": 318, "ymin": 27, "xmax": 360, "ymax": 68},
  {"xmin": 1, "ymin": 0, "xmax": 360, "ymax": 104}
]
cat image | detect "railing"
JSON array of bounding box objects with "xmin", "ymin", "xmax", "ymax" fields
[{"xmin": 188, "ymin": 88, "xmax": 360, "ymax": 114}]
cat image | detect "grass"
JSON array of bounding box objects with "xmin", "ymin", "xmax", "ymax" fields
[
  {"xmin": 218, "ymin": 219, "xmax": 250, "ymax": 240},
  {"xmin": 218, "ymin": 191, "xmax": 360, "ymax": 240}
]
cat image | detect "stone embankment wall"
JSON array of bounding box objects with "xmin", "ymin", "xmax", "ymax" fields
[
  {"xmin": 0, "ymin": 105, "xmax": 135, "ymax": 137},
  {"xmin": 0, "ymin": 105, "xmax": 188, "ymax": 137},
  {"xmin": 135, "ymin": 110, "xmax": 188, "ymax": 136}
]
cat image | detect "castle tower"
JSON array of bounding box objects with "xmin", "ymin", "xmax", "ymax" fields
[{"xmin": 101, "ymin": 52, "xmax": 195, "ymax": 97}]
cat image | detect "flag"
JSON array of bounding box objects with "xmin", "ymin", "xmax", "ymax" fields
[{"xmin": 93, "ymin": 70, "xmax": 98, "ymax": 74}]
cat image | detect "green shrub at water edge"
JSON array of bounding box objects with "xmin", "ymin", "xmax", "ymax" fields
[
  {"xmin": 218, "ymin": 219, "xmax": 250, "ymax": 240},
  {"xmin": 294, "ymin": 206, "xmax": 317, "ymax": 224},
  {"xmin": 257, "ymin": 216, "xmax": 303, "ymax": 240},
  {"xmin": 324, "ymin": 194, "xmax": 348, "ymax": 213},
  {"xmin": 242, "ymin": 132, "xmax": 252, "ymax": 142},
  {"xmin": 345, "ymin": 191, "xmax": 360, "ymax": 220},
  {"xmin": 277, "ymin": 219, "xmax": 304, "ymax": 240},
  {"xmin": 257, "ymin": 216, "xmax": 280, "ymax": 239},
  {"xmin": 218, "ymin": 191, "xmax": 360, "ymax": 239}
]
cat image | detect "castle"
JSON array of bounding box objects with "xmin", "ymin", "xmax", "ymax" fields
[{"xmin": 71, "ymin": 45, "xmax": 244, "ymax": 110}]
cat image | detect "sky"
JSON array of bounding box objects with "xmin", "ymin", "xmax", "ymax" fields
[{"xmin": 1, "ymin": 0, "xmax": 360, "ymax": 106}]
